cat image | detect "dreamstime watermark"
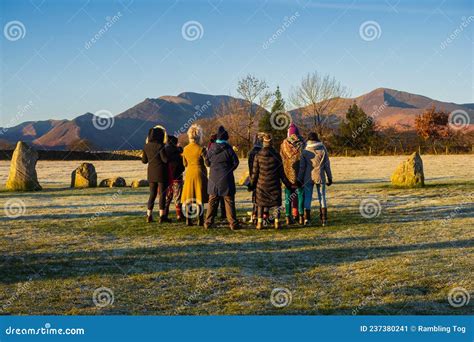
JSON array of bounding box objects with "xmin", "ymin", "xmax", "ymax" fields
[
  {"xmin": 4, "ymin": 198, "xmax": 27, "ymax": 218},
  {"xmin": 92, "ymin": 109, "xmax": 115, "ymax": 130},
  {"xmin": 181, "ymin": 198, "xmax": 203, "ymax": 219},
  {"xmin": 181, "ymin": 20, "xmax": 204, "ymax": 41},
  {"xmin": 359, "ymin": 198, "xmax": 382, "ymax": 218},
  {"xmin": 447, "ymin": 287, "xmax": 470, "ymax": 308},
  {"xmin": 92, "ymin": 287, "xmax": 114, "ymax": 308},
  {"xmin": 270, "ymin": 287, "xmax": 292, "ymax": 308},
  {"xmin": 440, "ymin": 16, "xmax": 474, "ymax": 50},
  {"xmin": 359, "ymin": 20, "xmax": 382, "ymax": 41},
  {"xmin": 5, "ymin": 323, "xmax": 85, "ymax": 336},
  {"xmin": 352, "ymin": 101, "xmax": 388, "ymax": 139},
  {"xmin": 1, "ymin": 277, "xmax": 34, "ymax": 313},
  {"xmin": 0, "ymin": 101, "xmax": 34, "ymax": 136},
  {"xmin": 174, "ymin": 273, "xmax": 215, "ymax": 314},
  {"xmin": 353, "ymin": 279, "xmax": 388, "ymax": 315},
  {"xmin": 84, "ymin": 12, "xmax": 123, "ymax": 49},
  {"xmin": 270, "ymin": 110, "xmax": 291, "ymax": 130},
  {"xmin": 267, "ymin": 189, "xmax": 299, "ymax": 223},
  {"xmin": 173, "ymin": 101, "xmax": 211, "ymax": 136},
  {"xmin": 83, "ymin": 189, "xmax": 122, "ymax": 228},
  {"xmin": 3, "ymin": 20, "xmax": 26, "ymax": 41},
  {"xmin": 448, "ymin": 109, "xmax": 470, "ymax": 130},
  {"xmin": 262, "ymin": 12, "xmax": 300, "ymax": 49}
]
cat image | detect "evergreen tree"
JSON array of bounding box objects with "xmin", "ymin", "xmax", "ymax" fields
[
  {"xmin": 259, "ymin": 86, "xmax": 288, "ymax": 149},
  {"xmin": 335, "ymin": 103, "xmax": 377, "ymax": 151}
]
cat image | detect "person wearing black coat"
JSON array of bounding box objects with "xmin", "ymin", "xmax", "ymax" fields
[
  {"xmin": 204, "ymin": 126, "xmax": 241, "ymax": 230},
  {"xmin": 142, "ymin": 126, "xmax": 168, "ymax": 223},
  {"xmin": 208, "ymin": 134, "xmax": 226, "ymax": 220},
  {"xmin": 248, "ymin": 132, "xmax": 264, "ymax": 224},
  {"xmin": 164, "ymin": 135, "xmax": 185, "ymax": 221},
  {"xmin": 248, "ymin": 133, "xmax": 292, "ymax": 229}
]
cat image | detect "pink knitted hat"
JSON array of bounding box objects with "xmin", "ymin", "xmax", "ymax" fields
[{"xmin": 288, "ymin": 123, "xmax": 299, "ymax": 137}]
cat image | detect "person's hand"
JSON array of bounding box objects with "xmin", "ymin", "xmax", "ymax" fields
[{"xmin": 327, "ymin": 179, "xmax": 333, "ymax": 186}]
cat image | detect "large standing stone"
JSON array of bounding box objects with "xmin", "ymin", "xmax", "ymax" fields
[
  {"xmin": 391, "ymin": 152, "xmax": 425, "ymax": 187},
  {"xmin": 5, "ymin": 141, "xmax": 42, "ymax": 191},
  {"xmin": 71, "ymin": 163, "xmax": 97, "ymax": 188},
  {"xmin": 99, "ymin": 177, "xmax": 126, "ymax": 188}
]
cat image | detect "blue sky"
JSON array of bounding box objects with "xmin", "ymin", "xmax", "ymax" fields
[{"xmin": 0, "ymin": 0, "xmax": 472, "ymax": 125}]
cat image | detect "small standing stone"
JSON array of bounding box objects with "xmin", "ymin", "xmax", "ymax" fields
[
  {"xmin": 5, "ymin": 141, "xmax": 42, "ymax": 191},
  {"xmin": 99, "ymin": 177, "xmax": 127, "ymax": 188},
  {"xmin": 71, "ymin": 163, "xmax": 97, "ymax": 188},
  {"xmin": 130, "ymin": 179, "xmax": 149, "ymax": 188},
  {"xmin": 238, "ymin": 171, "xmax": 250, "ymax": 186},
  {"xmin": 391, "ymin": 152, "xmax": 425, "ymax": 187}
]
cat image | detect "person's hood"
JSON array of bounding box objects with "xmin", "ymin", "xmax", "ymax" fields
[
  {"xmin": 260, "ymin": 146, "xmax": 279, "ymax": 158},
  {"xmin": 207, "ymin": 140, "xmax": 230, "ymax": 157},
  {"xmin": 146, "ymin": 125, "xmax": 167, "ymax": 144}
]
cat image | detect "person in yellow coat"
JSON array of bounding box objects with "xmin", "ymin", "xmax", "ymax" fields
[{"xmin": 181, "ymin": 124, "xmax": 209, "ymax": 226}]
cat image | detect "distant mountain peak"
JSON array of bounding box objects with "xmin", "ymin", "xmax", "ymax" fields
[{"xmin": 2, "ymin": 89, "xmax": 472, "ymax": 150}]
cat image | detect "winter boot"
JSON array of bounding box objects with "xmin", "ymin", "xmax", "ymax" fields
[
  {"xmin": 146, "ymin": 215, "xmax": 153, "ymax": 223},
  {"xmin": 298, "ymin": 214, "xmax": 304, "ymax": 225},
  {"xmin": 176, "ymin": 205, "xmax": 184, "ymax": 222},
  {"xmin": 198, "ymin": 213, "xmax": 204, "ymax": 226},
  {"xmin": 274, "ymin": 218, "xmax": 281, "ymax": 229},
  {"xmin": 159, "ymin": 215, "xmax": 171, "ymax": 223},
  {"xmin": 304, "ymin": 209, "xmax": 311, "ymax": 225},
  {"xmin": 321, "ymin": 208, "xmax": 328, "ymax": 226},
  {"xmin": 230, "ymin": 221, "xmax": 241, "ymax": 231},
  {"xmin": 186, "ymin": 216, "xmax": 193, "ymax": 226},
  {"xmin": 285, "ymin": 216, "xmax": 294, "ymax": 225}
]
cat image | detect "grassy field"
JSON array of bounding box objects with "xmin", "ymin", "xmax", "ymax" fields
[{"xmin": 0, "ymin": 155, "xmax": 473, "ymax": 315}]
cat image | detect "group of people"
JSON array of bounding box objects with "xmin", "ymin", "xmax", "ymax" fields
[{"xmin": 141, "ymin": 122, "xmax": 333, "ymax": 230}]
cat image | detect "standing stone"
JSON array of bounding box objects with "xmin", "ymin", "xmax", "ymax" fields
[
  {"xmin": 6, "ymin": 141, "xmax": 42, "ymax": 191},
  {"xmin": 238, "ymin": 171, "xmax": 250, "ymax": 186},
  {"xmin": 391, "ymin": 152, "xmax": 425, "ymax": 187},
  {"xmin": 99, "ymin": 177, "xmax": 126, "ymax": 188},
  {"xmin": 71, "ymin": 163, "xmax": 97, "ymax": 188},
  {"xmin": 130, "ymin": 179, "xmax": 149, "ymax": 188}
]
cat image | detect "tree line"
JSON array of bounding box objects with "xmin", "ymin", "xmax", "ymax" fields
[{"xmin": 190, "ymin": 72, "xmax": 473, "ymax": 157}]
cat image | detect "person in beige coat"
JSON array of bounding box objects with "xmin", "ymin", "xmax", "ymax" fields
[{"xmin": 298, "ymin": 132, "xmax": 333, "ymax": 226}]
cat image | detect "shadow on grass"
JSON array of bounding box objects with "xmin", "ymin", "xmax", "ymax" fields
[
  {"xmin": 1, "ymin": 236, "xmax": 472, "ymax": 285},
  {"xmin": 377, "ymin": 180, "xmax": 474, "ymax": 190}
]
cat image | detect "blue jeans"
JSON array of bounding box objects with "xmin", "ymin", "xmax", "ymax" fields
[{"xmin": 303, "ymin": 183, "xmax": 327, "ymax": 209}]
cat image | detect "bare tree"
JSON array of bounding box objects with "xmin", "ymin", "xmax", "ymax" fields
[
  {"xmin": 237, "ymin": 74, "xmax": 272, "ymax": 152},
  {"xmin": 214, "ymin": 98, "xmax": 249, "ymax": 152},
  {"xmin": 290, "ymin": 71, "xmax": 350, "ymax": 136}
]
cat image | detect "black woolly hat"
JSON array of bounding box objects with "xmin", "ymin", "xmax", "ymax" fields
[{"xmin": 216, "ymin": 125, "xmax": 229, "ymax": 141}]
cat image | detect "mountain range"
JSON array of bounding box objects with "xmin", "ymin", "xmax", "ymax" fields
[{"xmin": 1, "ymin": 88, "xmax": 472, "ymax": 150}]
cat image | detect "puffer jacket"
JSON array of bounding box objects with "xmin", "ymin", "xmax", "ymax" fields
[
  {"xmin": 250, "ymin": 146, "xmax": 292, "ymax": 207},
  {"xmin": 298, "ymin": 140, "xmax": 332, "ymax": 185},
  {"xmin": 280, "ymin": 134, "xmax": 304, "ymax": 184},
  {"xmin": 248, "ymin": 145, "xmax": 262, "ymax": 177}
]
